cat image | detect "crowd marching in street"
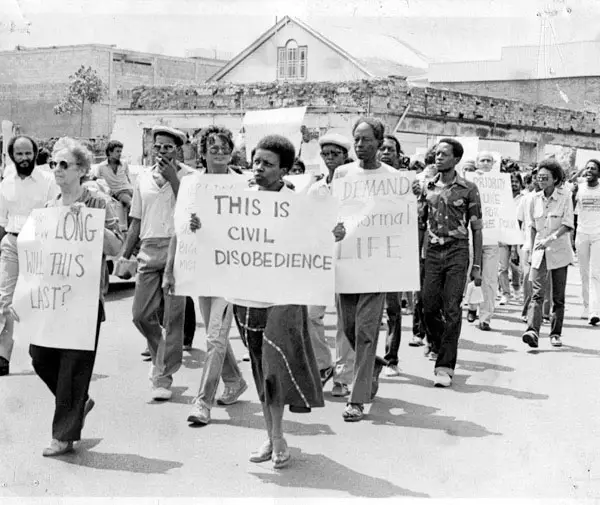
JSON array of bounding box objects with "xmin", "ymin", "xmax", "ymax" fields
[{"xmin": 1, "ymin": 115, "xmax": 598, "ymax": 470}]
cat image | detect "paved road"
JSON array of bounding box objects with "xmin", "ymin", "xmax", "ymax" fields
[{"xmin": 1, "ymin": 268, "xmax": 600, "ymax": 499}]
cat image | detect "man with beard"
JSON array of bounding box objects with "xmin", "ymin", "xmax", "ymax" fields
[
  {"xmin": 419, "ymin": 139, "xmax": 483, "ymax": 387},
  {"xmin": 0, "ymin": 136, "xmax": 58, "ymax": 376}
]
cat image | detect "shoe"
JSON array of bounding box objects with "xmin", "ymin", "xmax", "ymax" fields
[
  {"xmin": 216, "ymin": 380, "xmax": 248, "ymax": 406},
  {"xmin": 479, "ymin": 322, "xmax": 491, "ymax": 331},
  {"xmin": 433, "ymin": 371, "xmax": 452, "ymax": 388},
  {"xmin": 249, "ymin": 440, "xmax": 273, "ymax": 463},
  {"xmin": 331, "ymin": 383, "xmax": 350, "ymax": 397},
  {"xmin": 589, "ymin": 316, "xmax": 600, "ymax": 326},
  {"xmin": 271, "ymin": 437, "xmax": 291, "ymax": 469},
  {"xmin": 522, "ymin": 330, "xmax": 539, "ymax": 348},
  {"xmin": 466, "ymin": 310, "xmax": 477, "ymax": 323},
  {"xmin": 384, "ymin": 364, "xmax": 400, "ymax": 377},
  {"xmin": 582, "ymin": 309, "xmax": 589, "ymax": 320},
  {"xmin": 42, "ymin": 439, "xmax": 74, "ymax": 457},
  {"xmin": 151, "ymin": 387, "xmax": 172, "ymax": 401},
  {"xmin": 0, "ymin": 356, "xmax": 9, "ymax": 376},
  {"xmin": 550, "ymin": 335, "xmax": 563, "ymax": 347},
  {"xmin": 319, "ymin": 366, "xmax": 334, "ymax": 386},
  {"xmin": 342, "ymin": 403, "xmax": 364, "ymax": 422},
  {"xmin": 428, "ymin": 351, "xmax": 438, "ymax": 362},
  {"xmin": 408, "ymin": 335, "xmax": 424, "ymax": 347},
  {"xmin": 499, "ymin": 295, "xmax": 508, "ymax": 306},
  {"xmin": 82, "ymin": 398, "xmax": 95, "ymax": 429},
  {"xmin": 371, "ymin": 360, "xmax": 384, "ymax": 399},
  {"xmin": 187, "ymin": 398, "xmax": 210, "ymax": 425}
]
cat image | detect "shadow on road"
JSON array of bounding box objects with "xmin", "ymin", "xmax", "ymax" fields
[
  {"xmin": 456, "ymin": 359, "xmax": 515, "ymax": 373},
  {"xmin": 181, "ymin": 348, "xmax": 206, "ymax": 370},
  {"xmin": 56, "ymin": 438, "xmax": 183, "ymax": 474},
  {"xmin": 368, "ymin": 396, "xmax": 500, "ymax": 438},
  {"xmin": 249, "ymin": 449, "xmax": 429, "ymax": 497},
  {"xmin": 459, "ymin": 338, "xmax": 517, "ymax": 355}
]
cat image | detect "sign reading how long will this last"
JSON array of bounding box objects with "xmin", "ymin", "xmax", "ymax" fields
[
  {"xmin": 173, "ymin": 175, "xmax": 338, "ymax": 306},
  {"xmin": 333, "ymin": 171, "xmax": 420, "ymax": 293},
  {"xmin": 12, "ymin": 207, "xmax": 105, "ymax": 351}
]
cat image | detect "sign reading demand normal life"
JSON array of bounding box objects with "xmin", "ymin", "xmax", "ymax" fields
[
  {"xmin": 466, "ymin": 171, "xmax": 523, "ymax": 246},
  {"xmin": 173, "ymin": 175, "xmax": 338, "ymax": 306},
  {"xmin": 333, "ymin": 171, "xmax": 420, "ymax": 293},
  {"xmin": 12, "ymin": 207, "xmax": 105, "ymax": 351}
]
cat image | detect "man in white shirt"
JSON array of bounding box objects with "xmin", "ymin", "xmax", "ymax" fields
[
  {"xmin": 575, "ymin": 159, "xmax": 600, "ymax": 325},
  {"xmin": 120, "ymin": 126, "xmax": 194, "ymax": 400},
  {"xmin": 0, "ymin": 136, "xmax": 58, "ymax": 376}
]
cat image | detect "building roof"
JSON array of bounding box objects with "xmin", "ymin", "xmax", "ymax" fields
[{"xmin": 209, "ymin": 16, "xmax": 429, "ymax": 81}]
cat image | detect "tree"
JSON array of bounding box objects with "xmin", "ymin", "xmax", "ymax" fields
[{"xmin": 54, "ymin": 66, "xmax": 107, "ymax": 137}]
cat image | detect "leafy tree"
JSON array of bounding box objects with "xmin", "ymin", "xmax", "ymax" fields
[{"xmin": 54, "ymin": 66, "xmax": 107, "ymax": 137}]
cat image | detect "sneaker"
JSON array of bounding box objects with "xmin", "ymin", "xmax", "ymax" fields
[
  {"xmin": 384, "ymin": 364, "xmax": 401, "ymax": 377},
  {"xmin": 589, "ymin": 316, "xmax": 600, "ymax": 326},
  {"xmin": 409, "ymin": 335, "xmax": 424, "ymax": 347},
  {"xmin": 42, "ymin": 439, "xmax": 74, "ymax": 457},
  {"xmin": 319, "ymin": 366, "xmax": 334, "ymax": 386},
  {"xmin": 433, "ymin": 371, "xmax": 452, "ymax": 388},
  {"xmin": 187, "ymin": 399, "xmax": 211, "ymax": 425},
  {"xmin": 499, "ymin": 295, "xmax": 508, "ymax": 306},
  {"xmin": 331, "ymin": 383, "xmax": 350, "ymax": 397},
  {"xmin": 522, "ymin": 330, "xmax": 539, "ymax": 348},
  {"xmin": 478, "ymin": 322, "xmax": 491, "ymax": 331},
  {"xmin": 550, "ymin": 335, "xmax": 563, "ymax": 347},
  {"xmin": 151, "ymin": 387, "xmax": 172, "ymax": 401},
  {"xmin": 342, "ymin": 403, "xmax": 364, "ymax": 422},
  {"xmin": 466, "ymin": 310, "xmax": 477, "ymax": 323},
  {"xmin": 428, "ymin": 351, "xmax": 438, "ymax": 362},
  {"xmin": 216, "ymin": 380, "xmax": 248, "ymax": 405}
]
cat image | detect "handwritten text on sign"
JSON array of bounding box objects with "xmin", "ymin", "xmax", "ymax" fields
[
  {"xmin": 12, "ymin": 207, "xmax": 105, "ymax": 351},
  {"xmin": 174, "ymin": 176, "xmax": 338, "ymax": 305},
  {"xmin": 333, "ymin": 172, "xmax": 420, "ymax": 293},
  {"xmin": 466, "ymin": 172, "xmax": 523, "ymax": 245}
]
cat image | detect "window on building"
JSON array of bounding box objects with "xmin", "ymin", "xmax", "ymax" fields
[{"xmin": 277, "ymin": 40, "xmax": 307, "ymax": 81}]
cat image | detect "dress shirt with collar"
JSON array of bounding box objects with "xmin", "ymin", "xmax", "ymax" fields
[
  {"xmin": 529, "ymin": 187, "xmax": 574, "ymax": 270},
  {"xmin": 130, "ymin": 162, "xmax": 195, "ymax": 240},
  {"xmin": 93, "ymin": 160, "xmax": 132, "ymax": 193},
  {"xmin": 0, "ymin": 166, "xmax": 58, "ymax": 233}
]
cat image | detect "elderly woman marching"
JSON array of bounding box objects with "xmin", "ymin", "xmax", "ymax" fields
[
  {"xmin": 188, "ymin": 135, "xmax": 344, "ymax": 468},
  {"xmin": 28, "ymin": 138, "xmax": 122, "ymax": 456}
]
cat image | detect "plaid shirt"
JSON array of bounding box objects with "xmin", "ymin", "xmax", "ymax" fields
[{"xmin": 420, "ymin": 174, "xmax": 483, "ymax": 244}]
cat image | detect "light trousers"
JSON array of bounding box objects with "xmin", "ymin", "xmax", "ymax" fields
[
  {"xmin": 0, "ymin": 234, "xmax": 19, "ymax": 361},
  {"xmin": 576, "ymin": 232, "xmax": 600, "ymax": 318},
  {"xmin": 469, "ymin": 244, "xmax": 499, "ymax": 325}
]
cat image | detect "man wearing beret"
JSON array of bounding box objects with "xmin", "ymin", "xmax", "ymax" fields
[{"xmin": 121, "ymin": 126, "xmax": 195, "ymax": 401}]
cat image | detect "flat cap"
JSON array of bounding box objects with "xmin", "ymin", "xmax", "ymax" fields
[
  {"xmin": 318, "ymin": 132, "xmax": 351, "ymax": 153},
  {"xmin": 151, "ymin": 125, "xmax": 187, "ymax": 146}
]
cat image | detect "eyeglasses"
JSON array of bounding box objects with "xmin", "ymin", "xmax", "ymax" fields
[
  {"xmin": 49, "ymin": 160, "xmax": 78, "ymax": 170},
  {"xmin": 153, "ymin": 144, "xmax": 176, "ymax": 152},
  {"xmin": 207, "ymin": 146, "xmax": 232, "ymax": 155},
  {"xmin": 321, "ymin": 150, "xmax": 344, "ymax": 158}
]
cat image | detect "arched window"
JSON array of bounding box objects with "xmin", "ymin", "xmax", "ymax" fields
[{"xmin": 277, "ymin": 39, "xmax": 307, "ymax": 80}]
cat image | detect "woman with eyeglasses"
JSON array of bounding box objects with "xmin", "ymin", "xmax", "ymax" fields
[
  {"xmin": 30, "ymin": 137, "xmax": 123, "ymax": 457},
  {"xmin": 522, "ymin": 159, "xmax": 574, "ymax": 349}
]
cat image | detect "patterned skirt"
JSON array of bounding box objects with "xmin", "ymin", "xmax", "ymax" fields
[{"xmin": 233, "ymin": 304, "xmax": 324, "ymax": 410}]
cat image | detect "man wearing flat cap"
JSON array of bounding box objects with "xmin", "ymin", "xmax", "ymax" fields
[{"xmin": 120, "ymin": 125, "xmax": 195, "ymax": 401}]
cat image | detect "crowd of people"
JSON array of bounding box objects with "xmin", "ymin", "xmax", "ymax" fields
[{"xmin": 0, "ymin": 116, "xmax": 597, "ymax": 468}]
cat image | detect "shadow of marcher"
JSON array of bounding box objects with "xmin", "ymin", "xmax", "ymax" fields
[
  {"xmin": 368, "ymin": 396, "xmax": 500, "ymax": 437},
  {"xmin": 459, "ymin": 338, "xmax": 517, "ymax": 355},
  {"xmin": 58, "ymin": 438, "xmax": 183, "ymax": 474},
  {"xmin": 456, "ymin": 359, "xmax": 515, "ymax": 373},
  {"xmin": 250, "ymin": 448, "xmax": 429, "ymax": 498},
  {"xmin": 182, "ymin": 348, "xmax": 206, "ymax": 370}
]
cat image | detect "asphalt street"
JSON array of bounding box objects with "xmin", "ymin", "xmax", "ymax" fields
[{"xmin": 1, "ymin": 268, "xmax": 600, "ymax": 499}]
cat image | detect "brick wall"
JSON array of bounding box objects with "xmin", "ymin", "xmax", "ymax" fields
[{"xmin": 433, "ymin": 77, "xmax": 600, "ymax": 113}]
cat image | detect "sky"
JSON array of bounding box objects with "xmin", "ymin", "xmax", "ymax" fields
[{"xmin": 1, "ymin": 0, "xmax": 599, "ymax": 63}]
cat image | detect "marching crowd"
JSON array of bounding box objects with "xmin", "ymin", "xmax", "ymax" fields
[{"xmin": 0, "ymin": 116, "xmax": 598, "ymax": 469}]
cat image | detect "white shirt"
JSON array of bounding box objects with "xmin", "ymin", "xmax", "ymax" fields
[
  {"xmin": 0, "ymin": 167, "xmax": 58, "ymax": 233},
  {"xmin": 575, "ymin": 183, "xmax": 600, "ymax": 235},
  {"xmin": 334, "ymin": 160, "xmax": 396, "ymax": 179},
  {"xmin": 130, "ymin": 162, "xmax": 194, "ymax": 240}
]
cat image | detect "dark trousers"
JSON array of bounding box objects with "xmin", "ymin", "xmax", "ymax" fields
[
  {"xmin": 29, "ymin": 305, "xmax": 102, "ymax": 442},
  {"xmin": 527, "ymin": 255, "xmax": 568, "ymax": 336},
  {"xmin": 384, "ymin": 292, "xmax": 402, "ymax": 366},
  {"xmin": 412, "ymin": 259, "xmax": 426, "ymax": 338},
  {"xmin": 184, "ymin": 296, "xmax": 196, "ymax": 346},
  {"xmin": 422, "ymin": 241, "xmax": 470, "ymax": 376},
  {"xmin": 523, "ymin": 271, "xmax": 552, "ymax": 319}
]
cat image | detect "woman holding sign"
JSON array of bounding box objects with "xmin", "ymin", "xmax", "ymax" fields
[
  {"xmin": 29, "ymin": 138, "xmax": 123, "ymax": 457},
  {"xmin": 190, "ymin": 135, "xmax": 344, "ymax": 469}
]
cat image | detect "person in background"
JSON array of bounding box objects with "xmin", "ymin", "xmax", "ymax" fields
[
  {"xmin": 574, "ymin": 159, "xmax": 600, "ymax": 326},
  {"xmin": 35, "ymin": 148, "xmax": 52, "ymax": 171},
  {"xmin": 0, "ymin": 135, "xmax": 58, "ymax": 377},
  {"xmin": 30, "ymin": 137, "xmax": 122, "ymax": 457},
  {"xmin": 306, "ymin": 133, "xmax": 356, "ymax": 397},
  {"xmin": 522, "ymin": 159, "xmax": 574, "ymax": 349},
  {"xmin": 289, "ymin": 158, "xmax": 306, "ymax": 175},
  {"xmin": 92, "ymin": 140, "xmax": 133, "ymax": 214},
  {"xmin": 461, "ymin": 159, "xmax": 477, "ymax": 173},
  {"xmin": 419, "ymin": 139, "xmax": 483, "ymax": 387}
]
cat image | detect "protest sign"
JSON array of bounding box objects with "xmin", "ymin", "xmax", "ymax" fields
[
  {"xmin": 243, "ymin": 107, "xmax": 306, "ymax": 164},
  {"xmin": 173, "ymin": 176, "xmax": 338, "ymax": 305},
  {"xmin": 333, "ymin": 172, "xmax": 420, "ymax": 293},
  {"xmin": 466, "ymin": 172, "xmax": 523, "ymax": 246},
  {"xmin": 12, "ymin": 207, "xmax": 105, "ymax": 351}
]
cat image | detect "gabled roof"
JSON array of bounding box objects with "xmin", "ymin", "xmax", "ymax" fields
[{"xmin": 209, "ymin": 15, "xmax": 428, "ymax": 82}]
